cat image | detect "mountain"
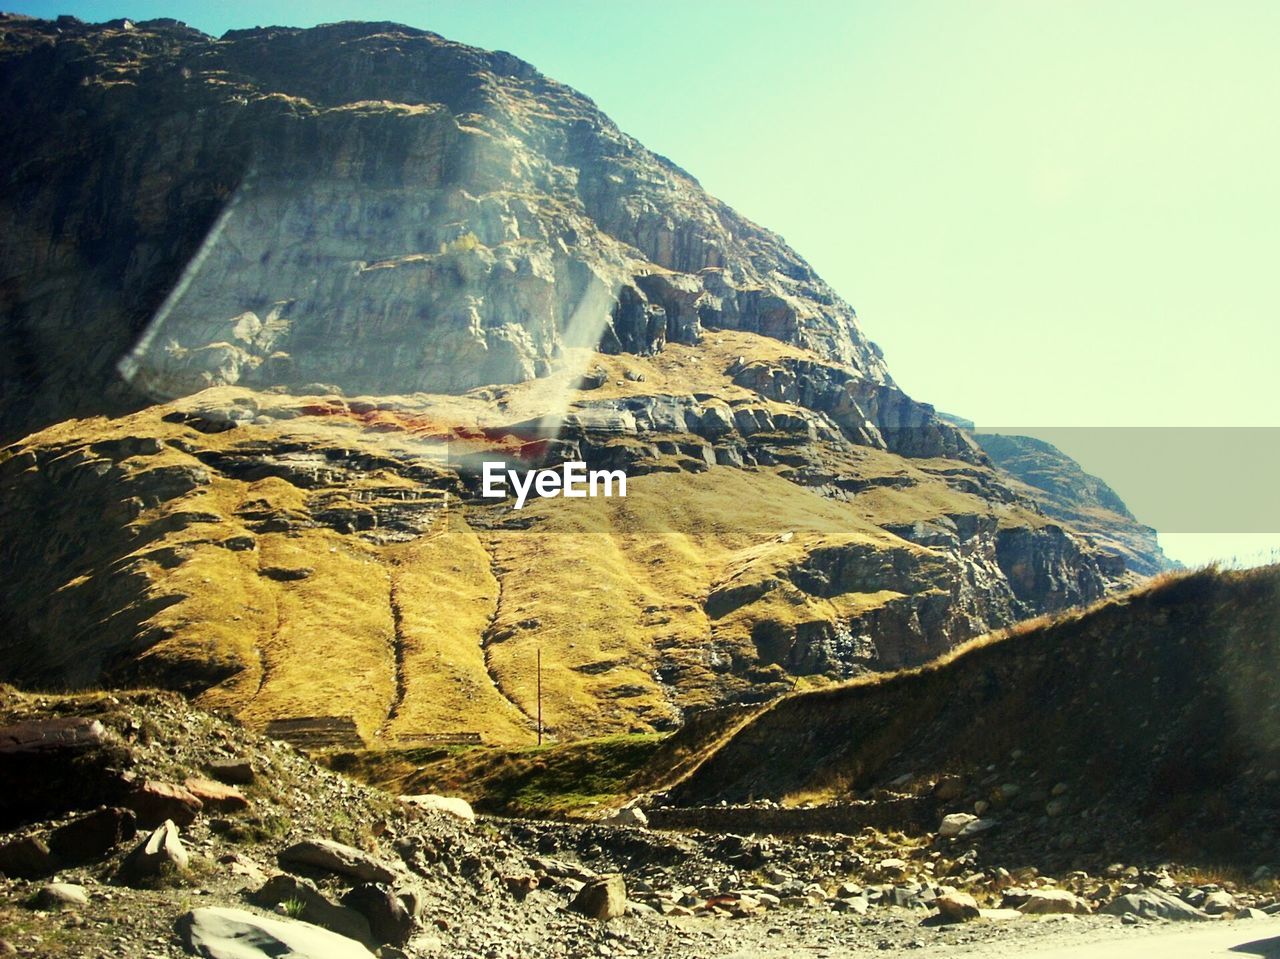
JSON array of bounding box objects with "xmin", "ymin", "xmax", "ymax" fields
[
  {"xmin": 0, "ymin": 15, "xmax": 1159, "ymax": 744},
  {"xmin": 969, "ymin": 431, "xmax": 1170, "ymax": 576}
]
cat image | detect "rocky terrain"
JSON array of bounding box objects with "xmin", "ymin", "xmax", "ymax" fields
[
  {"xmin": 0, "ymin": 14, "xmax": 1173, "ymax": 745},
  {"xmin": 1, "ymin": 681, "xmax": 1276, "ymax": 959}
]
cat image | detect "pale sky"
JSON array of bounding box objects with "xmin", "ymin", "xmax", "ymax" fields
[{"xmin": 11, "ymin": 0, "xmax": 1280, "ymax": 565}]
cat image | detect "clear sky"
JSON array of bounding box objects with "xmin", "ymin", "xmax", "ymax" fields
[{"xmin": 10, "ymin": 0, "xmax": 1280, "ymax": 565}]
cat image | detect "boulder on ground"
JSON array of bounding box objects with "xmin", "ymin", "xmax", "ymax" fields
[
  {"xmin": 278, "ymin": 838, "xmax": 399, "ymax": 884},
  {"xmin": 251, "ymin": 874, "xmax": 373, "ymax": 946},
  {"xmin": 176, "ymin": 907, "xmax": 375, "ymax": 959},
  {"xmin": 118, "ymin": 819, "xmax": 188, "ymax": 885},
  {"xmin": 208, "ymin": 759, "xmax": 255, "ymax": 785},
  {"xmin": 939, "ymin": 813, "xmax": 978, "ymax": 838},
  {"xmin": 183, "ymin": 776, "xmax": 249, "ymax": 813},
  {"xmin": 126, "ymin": 780, "xmax": 203, "ymax": 828},
  {"xmin": 0, "ymin": 836, "xmax": 54, "ymax": 879},
  {"xmin": 33, "ymin": 882, "xmax": 88, "ymax": 909},
  {"xmin": 48, "ymin": 806, "xmax": 137, "ymax": 864},
  {"xmin": 935, "ymin": 890, "xmax": 981, "ymax": 922},
  {"xmin": 570, "ymin": 874, "xmax": 627, "ymax": 920},
  {"xmin": 602, "ymin": 806, "xmax": 648, "ymax": 827},
  {"xmin": 342, "ymin": 882, "xmax": 423, "ymax": 946},
  {"xmin": 1018, "ymin": 888, "xmax": 1093, "ymax": 915},
  {"xmin": 397, "ymin": 794, "xmax": 474, "ymax": 822},
  {"xmin": 1101, "ymin": 889, "xmax": 1209, "ymax": 921}
]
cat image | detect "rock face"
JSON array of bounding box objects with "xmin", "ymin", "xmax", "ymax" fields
[
  {"xmin": 0, "ymin": 16, "xmax": 890, "ymax": 442},
  {"xmin": 0, "ymin": 16, "xmax": 1154, "ymax": 741},
  {"xmin": 971, "ymin": 432, "xmax": 1172, "ymax": 577}
]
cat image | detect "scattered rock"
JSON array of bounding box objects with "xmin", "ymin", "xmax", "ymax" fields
[
  {"xmin": 48, "ymin": 806, "xmax": 137, "ymax": 864},
  {"xmin": 1101, "ymin": 889, "xmax": 1210, "ymax": 921},
  {"xmin": 260, "ymin": 565, "xmax": 314, "ymax": 581},
  {"xmin": 570, "ymin": 874, "xmax": 628, "ymax": 920},
  {"xmin": 118, "ymin": 819, "xmax": 188, "ymax": 884},
  {"xmin": 252, "ymin": 874, "xmax": 374, "ymax": 946},
  {"xmin": 398, "ymin": 794, "xmax": 474, "ymax": 822},
  {"xmin": 279, "ymin": 838, "xmax": 400, "ymax": 884},
  {"xmin": 0, "ymin": 835, "xmax": 54, "ymax": 879},
  {"xmin": 33, "ymin": 882, "xmax": 88, "ymax": 909},
  {"xmin": 177, "ymin": 906, "xmax": 375, "ymax": 959},
  {"xmin": 126, "ymin": 779, "xmax": 203, "ymax": 828},
  {"xmin": 183, "ymin": 776, "xmax": 250, "ymax": 813},
  {"xmin": 935, "ymin": 891, "xmax": 981, "ymax": 923}
]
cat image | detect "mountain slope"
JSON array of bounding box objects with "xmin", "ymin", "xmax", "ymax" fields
[{"xmin": 667, "ymin": 565, "xmax": 1280, "ymax": 865}]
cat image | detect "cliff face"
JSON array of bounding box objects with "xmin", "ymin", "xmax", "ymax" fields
[
  {"xmin": 0, "ymin": 14, "xmax": 891, "ymax": 439},
  {"xmin": 0, "ymin": 16, "xmax": 1149, "ymax": 742}
]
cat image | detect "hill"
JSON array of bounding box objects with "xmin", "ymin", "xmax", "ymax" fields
[{"xmin": 667, "ymin": 565, "xmax": 1280, "ymax": 869}]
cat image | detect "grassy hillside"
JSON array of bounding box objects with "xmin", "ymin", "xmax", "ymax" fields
[{"xmin": 670, "ymin": 565, "xmax": 1280, "ymax": 866}]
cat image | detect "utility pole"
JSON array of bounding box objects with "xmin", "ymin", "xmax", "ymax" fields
[{"xmin": 536, "ymin": 647, "xmax": 543, "ymax": 746}]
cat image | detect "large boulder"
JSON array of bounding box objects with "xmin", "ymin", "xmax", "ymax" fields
[
  {"xmin": 342, "ymin": 882, "xmax": 423, "ymax": 946},
  {"xmin": 570, "ymin": 875, "xmax": 627, "ymax": 920},
  {"xmin": 176, "ymin": 907, "xmax": 375, "ymax": 959},
  {"xmin": 397, "ymin": 794, "xmax": 474, "ymax": 822},
  {"xmin": 126, "ymin": 780, "xmax": 203, "ymax": 828},
  {"xmin": 1101, "ymin": 889, "xmax": 1210, "ymax": 921},
  {"xmin": 1018, "ymin": 888, "xmax": 1093, "ymax": 915},
  {"xmin": 117, "ymin": 819, "xmax": 188, "ymax": 885},
  {"xmin": 935, "ymin": 890, "xmax": 981, "ymax": 923},
  {"xmin": 48, "ymin": 806, "xmax": 137, "ymax": 865},
  {"xmin": 0, "ymin": 836, "xmax": 54, "ymax": 879},
  {"xmin": 251, "ymin": 874, "xmax": 373, "ymax": 946},
  {"xmin": 278, "ymin": 839, "xmax": 399, "ymax": 884}
]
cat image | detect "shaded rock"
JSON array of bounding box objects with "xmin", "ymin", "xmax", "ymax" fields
[
  {"xmin": 342, "ymin": 882, "xmax": 423, "ymax": 946},
  {"xmin": 398, "ymin": 794, "xmax": 474, "ymax": 822},
  {"xmin": 208, "ymin": 759, "xmax": 255, "ymax": 785},
  {"xmin": 33, "ymin": 882, "xmax": 88, "ymax": 909},
  {"xmin": 570, "ymin": 874, "xmax": 627, "ymax": 920},
  {"xmin": 1018, "ymin": 888, "xmax": 1092, "ymax": 915},
  {"xmin": 177, "ymin": 907, "xmax": 375, "ymax": 959},
  {"xmin": 126, "ymin": 780, "xmax": 203, "ymax": 828},
  {"xmin": 183, "ymin": 776, "xmax": 250, "ymax": 813},
  {"xmin": 935, "ymin": 891, "xmax": 981, "ymax": 923},
  {"xmin": 1101, "ymin": 889, "xmax": 1209, "ymax": 921},
  {"xmin": 252, "ymin": 874, "xmax": 374, "ymax": 946},
  {"xmin": 260, "ymin": 565, "xmax": 314, "ymax": 581},
  {"xmin": 279, "ymin": 838, "xmax": 399, "ymax": 884},
  {"xmin": 118, "ymin": 819, "xmax": 188, "ymax": 884},
  {"xmin": 0, "ymin": 835, "xmax": 54, "ymax": 879},
  {"xmin": 503, "ymin": 874, "xmax": 539, "ymax": 900},
  {"xmin": 48, "ymin": 806, "xmax": 137, "ymax": 864},
  {"xmin": 1202, "ymin": 890, "xmax": 1236, "ymax": 915}
]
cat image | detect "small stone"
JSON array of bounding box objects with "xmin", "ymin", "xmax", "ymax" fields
[
  {"xmin": 208, "ymin": 760, "xmax": 255, "ymax": 785},
  {"xmin": 1202, "ymin": 890, "xmax": 1235, "ymax": 915}
]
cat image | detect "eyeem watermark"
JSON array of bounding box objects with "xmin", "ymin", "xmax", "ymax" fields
[{"xmin": 481, "ymin": 461, "xmax": 627, "ymax": 509}]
